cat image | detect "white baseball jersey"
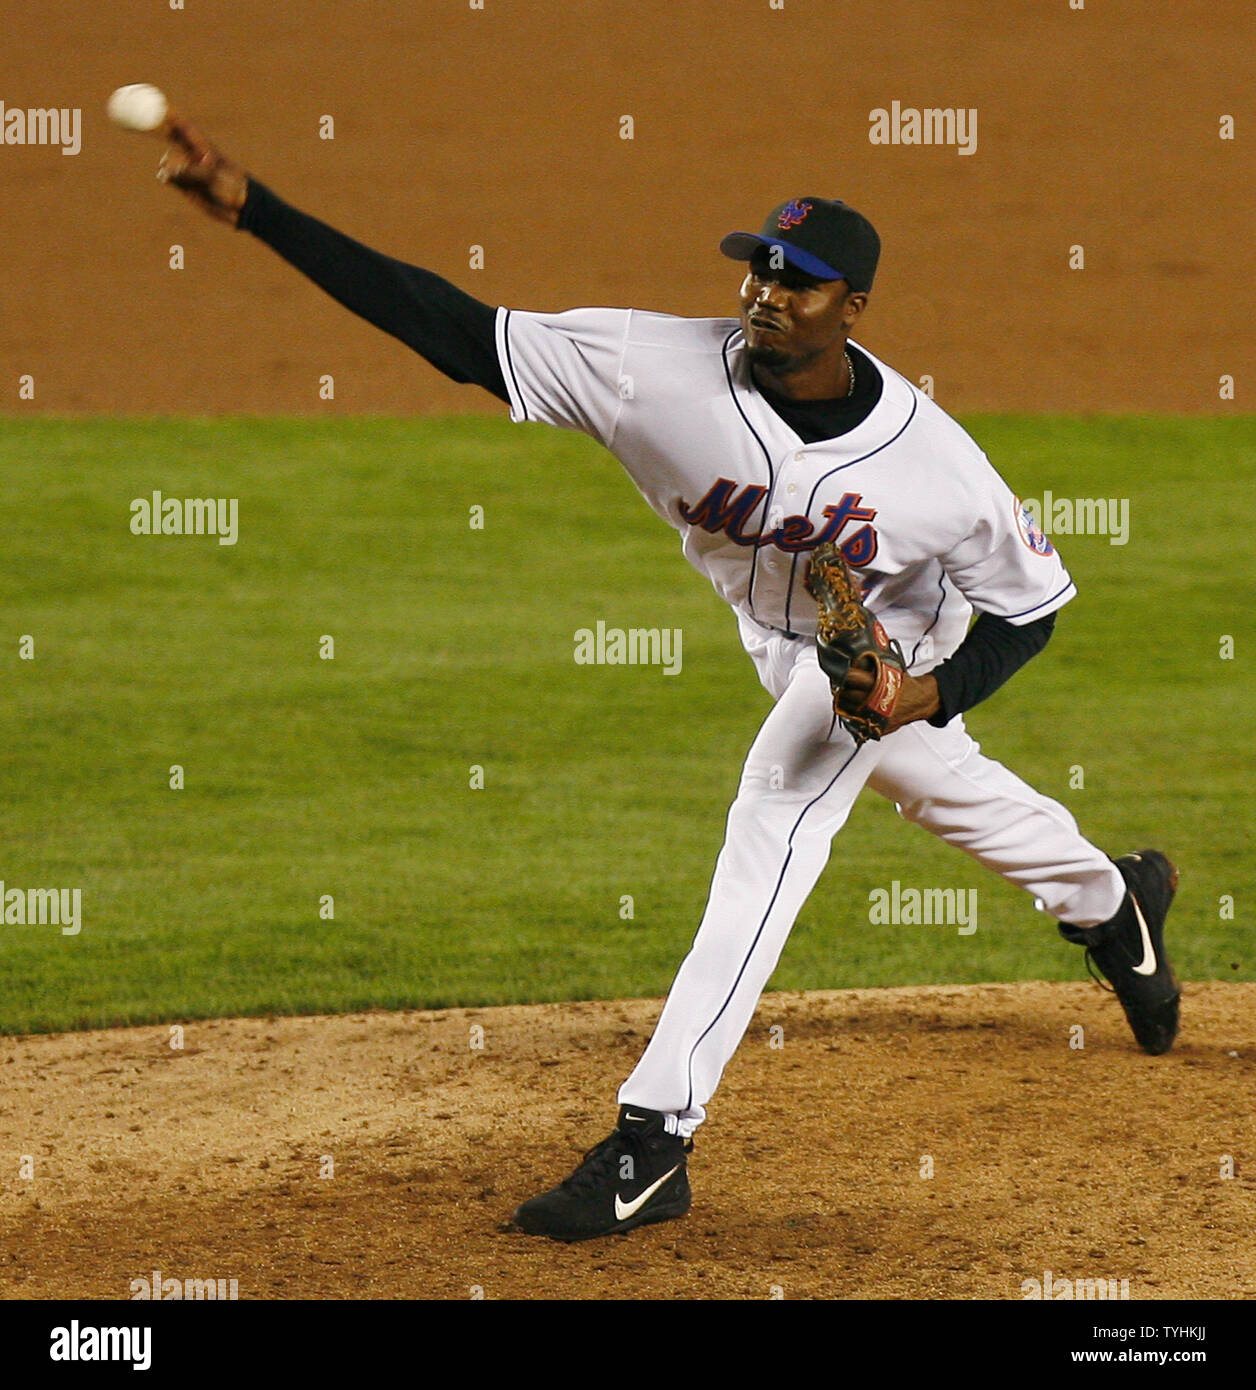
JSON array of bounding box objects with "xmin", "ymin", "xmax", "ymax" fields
[{"xmin": 495, "ymin": 307, "xmax": 1075, "ymax": 672}]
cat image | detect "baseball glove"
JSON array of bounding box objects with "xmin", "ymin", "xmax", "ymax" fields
[{"xmin": 805, "ymin": 541, "xmax": 907, "ymax": 745}]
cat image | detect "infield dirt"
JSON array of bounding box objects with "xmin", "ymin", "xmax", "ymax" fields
[{"xmin": 3, "ymin": 982, "xmax": 1252, "ymax": 1300}]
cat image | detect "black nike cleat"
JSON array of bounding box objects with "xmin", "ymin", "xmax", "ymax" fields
[
  {"xmin": 1059, "ymin": 850, "xmax": 1181, "ymax": 1055},
  {"xmin": 512, "ymin": 1105, "xmax": 692, "ymax": 1242}
]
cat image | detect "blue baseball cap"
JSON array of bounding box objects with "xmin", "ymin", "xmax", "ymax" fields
[{"xmin": 720, "ymin": 197, "xmax": 881, "ymax": 292}]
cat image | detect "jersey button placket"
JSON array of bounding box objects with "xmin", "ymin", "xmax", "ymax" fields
[
  {"xmin": 757, "ymin": 453, "xmax": 790, "ymax": 631},
  {"xmin": 774, "ymin": 449, "xmax": 801, "ymax": 506},
  {"xmin": 786, "ymin": 449, "xmax": 805, "ymax": 496},
  {"xmin": 776, "ymin": 449, "xmax": 810, "ymax": 635}
]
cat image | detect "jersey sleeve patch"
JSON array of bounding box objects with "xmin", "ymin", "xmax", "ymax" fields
[{"xmin": 1015, "ymin": 496, "xmax": 1055, "ymax": 556}]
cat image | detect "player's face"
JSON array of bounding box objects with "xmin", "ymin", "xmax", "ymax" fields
[{"xmin": 739, "ymin": 250, "xmax": 866, "ymax": 380}]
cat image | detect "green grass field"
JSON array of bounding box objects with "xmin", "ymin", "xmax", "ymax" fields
[{"xmin": 1, "ymin": 416, "xmax": 1251, "ymax": 1033}]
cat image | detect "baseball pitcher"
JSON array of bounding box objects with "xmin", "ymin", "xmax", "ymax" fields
[{"xmin": 156, "ymin": 121, "xmax": 1181, "ymax": 1243}]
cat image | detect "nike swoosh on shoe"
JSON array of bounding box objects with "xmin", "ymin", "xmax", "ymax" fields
[
  {"xmin": 614, "ymin": 1164, "xmax": 680, "ymax": 1222},
  {"xmin": 1131, "ymin": 895, "xmax": 1158, "ymax": 976}
]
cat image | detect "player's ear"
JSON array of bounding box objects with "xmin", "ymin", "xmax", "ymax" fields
[{"xmin": 842, "ymin": 291, "xmax": 869, "ymax": 328}]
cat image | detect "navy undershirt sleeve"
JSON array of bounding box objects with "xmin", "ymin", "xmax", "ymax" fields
[
  {"xmin": 236, "ymin": 180, "xmax": 509, "ymax": 402},
  {"xmin": 927, "ymin": 610, "xmax": 1056, "ymax": 725}
]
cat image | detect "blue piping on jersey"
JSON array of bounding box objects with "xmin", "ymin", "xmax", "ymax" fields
[
  {"xmin": 1005, "ymin": 579, "xmax": 1076, "ymax": 621},
  {"xmin": 501, "ymin": 309, "xmax": 528, "ymax": 422},
  {"xmin": 784, "ymin": 390, "xmax": 921, "ymax": 632},
  {"xmin": 907, "ymin": 566, "xmax": 950, "ymax": 668},
  {"xmin": 682, "ymin": 739, "xmax": 863, "ymax": 1113},
  {"xmin": 719, "ymin": 330, "xmax": 774, "ymax": 620}
]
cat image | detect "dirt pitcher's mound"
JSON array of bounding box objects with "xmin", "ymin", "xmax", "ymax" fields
[{"xmin": 1, "ymin": 982, "xmax": 1252, "ymax": 1301}]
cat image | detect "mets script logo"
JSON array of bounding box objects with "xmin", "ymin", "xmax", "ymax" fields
[
  {"xmin": 777, "ymin": 199, "xmax": 813, "ymax": 230},
  {"xmin": 1015, "ymin": 497, "xmax": 1054, "ymax": 556},
  {"xmin": 678, "ymin": 478, "xmax": 878, "ymax": 564}
]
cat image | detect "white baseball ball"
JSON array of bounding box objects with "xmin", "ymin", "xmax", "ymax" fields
[{"xmin": 106, "ymin": 84, "xmax": 168, "ymax": 133}]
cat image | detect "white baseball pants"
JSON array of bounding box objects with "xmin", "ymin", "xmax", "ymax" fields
[{"xmin": 618, "ymin": 614, "xmax": 1124, "ymax": 1136}]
